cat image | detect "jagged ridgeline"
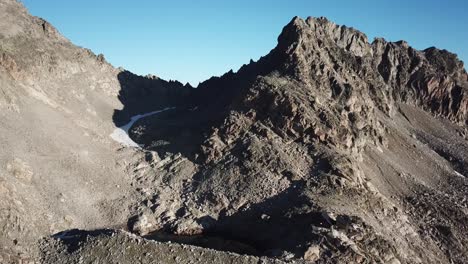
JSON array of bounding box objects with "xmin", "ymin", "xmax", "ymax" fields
[
  {"xmin": 0, "ymin": 0, "xmax": 467, "ymax": 263},
  {"xmin": 123, "ymin": 16, "xmax": 467, "ymax": 263}
]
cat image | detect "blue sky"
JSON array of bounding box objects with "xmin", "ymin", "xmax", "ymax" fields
[{"xmin": 21, "ymin": 0, "xmax": 468, "ymax": 86}]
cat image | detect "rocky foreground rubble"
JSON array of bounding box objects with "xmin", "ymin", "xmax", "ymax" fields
[{"xmin": 0, "ymin": 0, "xmax": 466, "ymax": 263}]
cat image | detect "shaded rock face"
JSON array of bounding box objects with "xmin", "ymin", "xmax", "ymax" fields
[
  {"xmin": 113, "ymin": 70, "xmax": 192, "ymax": 126},
  {"xmin": 126, "ymin": 16, "xmax": 468, "ymax": 264}
]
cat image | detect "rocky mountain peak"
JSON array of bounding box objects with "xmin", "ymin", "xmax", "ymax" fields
[
  {"xmin": 119, "ymin": 17, "xmax": 468, "ymax": 263},
  {"xmin": 278, "ymin": 16, "xmax": 370, "ymax": 62},
  {"xmin": 270, "ymin": 16, "xmax": 467, "ymax": 125}
]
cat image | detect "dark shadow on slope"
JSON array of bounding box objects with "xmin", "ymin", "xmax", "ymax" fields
[
  {"xmin": 112, "ymin": 70, "xmax": 193, "ymax": 127},
  {"xmin": 128, "ymin": 107, "xmax": 222, "ymax": 162},
  {"xmin": 51, "ymin": 229, "xmax": 115, "ymax": 254},
  {"xmin": 114, "ymin": 50, "xmax": 290, "ymax": 162},
  {"xmin": 112, "ymin": 17, "xmax": 301, "ymax": 158},
  {"xmin": 202, "ymin": 181, "xmax": 333, "ymax": 257},
  {"xmin": 143, "ymin": 230, "xmax": 261, "ymax": 256},
  {"xmin": 139, "ymin": 181, "xmax": 337, "ymax": 258},
  {"xmin": 114, "ymin": 64, "xmax": 274, "ymax": 163}
]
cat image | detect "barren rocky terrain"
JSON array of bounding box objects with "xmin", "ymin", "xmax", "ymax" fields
[{"xmin": 0, "ymin": 0, "xmax": 466, "ymax": 263}]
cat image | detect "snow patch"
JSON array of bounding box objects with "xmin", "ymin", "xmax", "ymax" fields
[
  {"xmin": 454, "ymin": 171, "xmax": 465, "ymax": 178},
  {"xmin": 110, "ymin": 107, "xmax": 174, "ymax": 148}
]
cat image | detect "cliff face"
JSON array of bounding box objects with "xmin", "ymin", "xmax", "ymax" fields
[
  {"xmin": 123, "ymin": 17, "xmax": 467, "ymax": 264},
  {"xmin": 277, "ymin": 17, "xmax": 468, "ymax": 125}
]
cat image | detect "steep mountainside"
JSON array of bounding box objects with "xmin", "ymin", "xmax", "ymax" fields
[
  {"xmin": 0, "ymin": 0, "xmax": 190, "ymax": 262},
  {"xmin": 121, "ymin": 17, "xmax": 467, "ymax": 264},
  {"xmin": 0, "ymin": 1, "xmax": 466, "ymax": 263}
]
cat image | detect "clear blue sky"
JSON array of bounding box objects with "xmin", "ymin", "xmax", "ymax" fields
[{"xmin": 21, "ymin": 0, "xmax": 468, "ymax": 86}]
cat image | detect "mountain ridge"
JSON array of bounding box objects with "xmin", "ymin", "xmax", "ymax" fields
[
  {"xmin": 118, "ymin": 15, "xmax": 467, "ymax": 264},
  {"xmin": 194, "ymin": 16, "xmax": 467, "ymax": 125}
]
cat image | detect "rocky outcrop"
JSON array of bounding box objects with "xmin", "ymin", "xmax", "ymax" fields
[{"xmin": 124, "ymin": 16, "xmax": 467, "ymax": 264}]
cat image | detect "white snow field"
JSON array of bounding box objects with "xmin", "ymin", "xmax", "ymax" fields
[{"xmin": 110, "ymin": 107, "xmax": 175, "ymax": 148}]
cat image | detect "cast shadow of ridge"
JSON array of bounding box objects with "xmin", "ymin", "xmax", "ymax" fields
[
  {"xmin": 112, "ymin": 70, "xmax": 193, "ymax": 127},
  {"xmin": 111, "ymin": 39, "xmax": 289, "ymax": 161},
  {"xmin": 51, "ymin": 229, "xmax": 115, "ymax": 254},
  {"xmin": 112, "ymin": 70, "xmax": 213, "ymax": 162},
  {"xmin": 111, "ymin": 47, "xmax": 285, "ymax": 161}
]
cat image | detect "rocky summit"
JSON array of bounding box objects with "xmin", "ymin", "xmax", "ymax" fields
[{"xmin": 0, "ymin": 0, "xmax": 466, "ymax": 263}]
